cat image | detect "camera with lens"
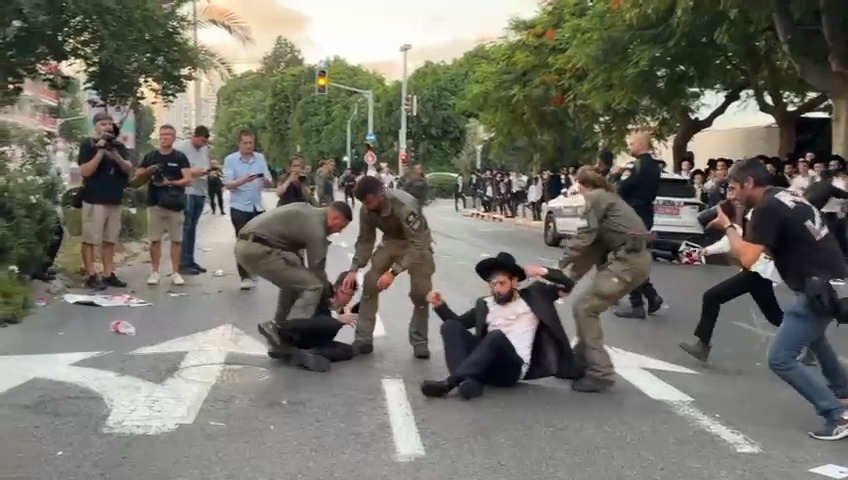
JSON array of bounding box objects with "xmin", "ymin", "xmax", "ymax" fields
[
  {"xmin": 97, "ymin": 132, "xmax": 116, "ymax": 149},
  {"xmin": 697, "ymin": 200, "xmax": 737, "ymax": 229},
  {"xmin": 298, "ymin": 174, "xmax": 308, "ymax": 182}
]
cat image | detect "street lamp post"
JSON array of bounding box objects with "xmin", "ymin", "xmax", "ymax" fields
[
  {"xmin": 192, "ymin": 0, "xmax": 202, "ymax": 128},
  {"xmin": 346, "ymin": 101, "xmax": 360, "ymax": 169},
  {"xmin": 398, "ymin": 44, "xmax": 411, "ymax": 175}
]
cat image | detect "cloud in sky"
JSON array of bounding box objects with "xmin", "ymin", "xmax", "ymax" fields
[{"xmin": 199, "ymin": 0, "xmax": 538, "ymax": 77}]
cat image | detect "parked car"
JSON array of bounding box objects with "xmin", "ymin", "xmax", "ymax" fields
[{"xmin": 542, "ymin": 172, "xmax": 707, "ymax": 259}]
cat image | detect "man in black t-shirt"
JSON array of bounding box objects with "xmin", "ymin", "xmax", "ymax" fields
[
  {"xmin": 77, "ymin": 112, "xmax": 133, "ymax": 290},
  {"xmin": 136, "ymin": 124, "xmax": 192, "ymax": 287},
  {"xmin": 275, "ymin": 155, "xmax": 312, "ymax": 207},
  {"xmin": 705, "ymin": 158, "xmax": 848, "ymax": 441}
]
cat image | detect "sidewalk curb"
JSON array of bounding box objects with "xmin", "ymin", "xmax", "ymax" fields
[{"xmin": 460, "ymin": 209, "xmax": 543, "ymax": 230}]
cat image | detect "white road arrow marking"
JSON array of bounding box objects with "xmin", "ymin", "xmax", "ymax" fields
[
  {"xmin": 608, "ymin": 346, "xmax": 763, "ymax": 454},
  {"xmin": 0, "ymin": 324, "xmax": 266, "ymax": 436}
]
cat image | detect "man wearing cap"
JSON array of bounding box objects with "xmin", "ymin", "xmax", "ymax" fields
[{"xmin": 419, "ymin": 252, "xmax": 584, "ymax": 400}]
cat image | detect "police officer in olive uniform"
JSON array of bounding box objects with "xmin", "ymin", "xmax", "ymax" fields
[
  {"xmin": 527, "ymin": 166, "xmax": 652, "ymax": 392},
  {"xmin": 610, "ymin": 132, "xmax": 664, "ymax": 319},
  {"xmin": 234, "ymin": 201, "xmax": 353, "ymax": 353},
  {"xmin": 341, "ymin": 175, "xmax": 435, "ymax": 358}
]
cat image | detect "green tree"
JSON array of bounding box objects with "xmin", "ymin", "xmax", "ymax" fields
[
  {"xmin": 261, "ymin": 36, "xmax": 304, "ymax": 74},
  {"xmin": 135, "ymin": 105, "xmax": 156, "ymax": 155},
  {"xmin": 406, "ymin": 61, "xmax": 471, "ymax": 171},
  {"xmin": 764, "ymin": 0, "xmax": 848, "ymax": 156},
  {"xmin": 557, "ymin": 0, "xmax": 743, "ymax": 167},
  {"xmin": 213, "ymin": 71, "xmax": 272, "ymax": 160},
  {"xmin": 58, "ymin": 79, "xmax": 86, "ymax": 141}
]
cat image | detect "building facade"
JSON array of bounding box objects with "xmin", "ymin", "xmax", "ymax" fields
[{"xmin": 0, "ymin": 79, "xmax": 60, "ymax": 132}]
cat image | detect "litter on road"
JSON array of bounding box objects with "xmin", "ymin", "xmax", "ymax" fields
[
  {"xmin": 110, "ymin": 320, "xmax": 136, "ymax": 335},
  {"xmin": 63, "ymin": 294, "xmax": 152, "ymax": 307}
]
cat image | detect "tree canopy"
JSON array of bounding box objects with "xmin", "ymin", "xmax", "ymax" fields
[{"xmin": 212, "ymin": 2, "xmax": 847, "ymax": 172}]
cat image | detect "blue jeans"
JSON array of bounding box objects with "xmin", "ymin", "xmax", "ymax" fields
[
  {"xmin": 768, "ymin": 293, "xmax": 848, "ymax": 423},
  {"xmin": 179, "ymin": 194, "xmax": 205, "ymax": 268}
]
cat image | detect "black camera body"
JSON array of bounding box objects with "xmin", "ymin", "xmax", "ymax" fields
[
  {"xmin": 97, "ymin": 132, "xmax": 116, "ymax": 149},
  {"xmin": 697, "ymin": 201, "xmax": 737, "ymax": 228}
]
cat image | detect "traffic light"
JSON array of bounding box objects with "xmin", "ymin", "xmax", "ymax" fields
[{"xmin": 315, "ymin": 68, "xmax": 328, "ymax": 94}]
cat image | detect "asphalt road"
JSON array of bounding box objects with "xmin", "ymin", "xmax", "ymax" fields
[{"xmin": 1, "ymin": 195, "xmax": 847, "ymax": 480}]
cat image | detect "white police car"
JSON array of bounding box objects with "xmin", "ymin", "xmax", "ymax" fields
[{"xmin": 542, "ymin": 172, "xmax": 707, "ymax": 258}]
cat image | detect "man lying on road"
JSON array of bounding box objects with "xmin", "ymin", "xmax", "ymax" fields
[
  {"xmin": 419, "ymin": 252, "xmax": 584, "ymax": 400},
  {"xmin": 266, "ymin": 272, "xmax": 361, "ymax": 372}
]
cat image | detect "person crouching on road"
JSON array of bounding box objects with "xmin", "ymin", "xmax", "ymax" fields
[
  {"xmin": 233, "ymin": 201, "xmax": 353, "ymax": 350},
  {"xmin": 267, "ymin": 272, "xmax": 362, "ymax": 372},
  {"xmin": 419, "ymin": 252, "xmax": 584, "ymax": 400},
  {"xmin": 525, "ymin": 166, "xmax": 653, "ymax": 393}
]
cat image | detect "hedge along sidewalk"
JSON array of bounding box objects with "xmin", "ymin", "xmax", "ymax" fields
[
  {"xmin": 460, "ymin": 209, "xmax": 543, "ymax": 229},
  {"xmin": 55, "ymin": 206, "xmax": 149, "ymax": 286}
]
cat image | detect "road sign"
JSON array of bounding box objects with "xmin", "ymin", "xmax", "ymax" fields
[
  {"xmin": 607, "ymin": 346, "xmax": 762, "ymax": 453},
  {"xmin": 0, "ymin": 324, "xmax": 266, "ymax": 435},
  {"xmin": 365, "ymin": 132, "xmax": 377, "ymax": 143},
  {"xmin": 364, "ymin": 151, "xmax": 377, "ymax": 166}
]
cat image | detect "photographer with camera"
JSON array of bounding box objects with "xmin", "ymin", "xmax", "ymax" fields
[
  {"xmin": 705, "ymin": 158, "xmax": 848, "ymax": 441},
  {"xmin": 135, "ymin": 125, "xmax": 192, "ymax": 287},
  {"xmin": 276, "ymin": 155, "xmax": 313, "ymax": 207},
  {"xmin": 77, "ymin": 112, "xmax": 133, "ymax": 290}
]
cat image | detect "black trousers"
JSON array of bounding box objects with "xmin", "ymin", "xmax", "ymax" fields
[
  {"xmin": 230, "ymin": 207, "xmax": 263, "ymax": 280},
  {"xmin": 529, "ymin": 201, "xmax": 542, "ymax": 221},
  {"xmin": 441, "ymin": 319, "xmax": 523, "ymax": 386},
  {"xmin": 344, "ymin": 190, "xmax": 355, "ymax": 208},
  {"xmin": 279, "ymin": 316, "xmax": 354, "ymax": 362},
  {"xmin": 629, "ymin": 214, "xmax": 658, "ymax": 307},
  {"xmin": 36, "ymin": 224, "xmax": 64, "ymax": 275},
  {"xmin": 454, "ymin": 192, "xmax": 466, "ymax": 211},
  {"xmin": 208, "ymin": 187, "xmax": 223, "ymax": 213},
  {"xmin": 694, "ymin": 270, "xmax": 783, "ymax": 345}
]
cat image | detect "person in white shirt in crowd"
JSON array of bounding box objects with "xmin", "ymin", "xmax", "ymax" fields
[
  {"xmin": 789, "ymin": 156, "xmax": 814, "ymax": 194},
  {"xmin": 679, "ymin": 152, "xmax": 694, "ymax": 178},
  {"xmin": 526, "ymin": 175, "xmax": 543, "ymax": 221},
  {"xmin": 174, "ymin": 125, "xmax": 211, "ymax": 276},
  {"xmin": 818, "ymin": 156, "xmax": 848, "ymax": 255}
]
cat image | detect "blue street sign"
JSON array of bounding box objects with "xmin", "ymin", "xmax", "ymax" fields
[{"xmin": 365, "ymin": 132, "xmax": 377, "ymax": 143}]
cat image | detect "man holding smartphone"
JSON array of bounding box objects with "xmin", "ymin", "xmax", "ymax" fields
[{"xmin": 222, "ymin": 129, "xmax": 273, "ymax": 290}]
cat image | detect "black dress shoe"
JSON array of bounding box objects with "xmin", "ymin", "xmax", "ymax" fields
[
  {"xmin": 179, "ymin": 266, "xmax": 201, "ymax": 275},
  {"xmin": 647, "ymin": 295, "xmax": 664, "ymax": 314},
  {"xmin": 457, "ymin": 379, "xmax": 484, "ymax": 400},
  {"xmin": 289, "ymin": 348, "xmax": 331, "ymax": 372},
  {"xmin": 420, "ymin": 380, "xmax": 452, "ymax": 398},
  {"xmin": 352, "ymin": 341, "xmax": 374, "ymax": 355},
  {"xmin": 192, "ymin": 263, "xmax": 208, "ymax": 273}
]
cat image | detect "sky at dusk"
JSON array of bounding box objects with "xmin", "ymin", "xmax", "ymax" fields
[{"xmin": 199, "ymin": 0, "xmax": 540, "ymax": 77}]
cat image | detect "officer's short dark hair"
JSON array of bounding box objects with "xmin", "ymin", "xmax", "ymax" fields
[
  {"xmin": 728, "ymin": 157, "xmax": 772, "ymax": 188},
  {"xmin": 354, "ymin": 175, "xmax": 384, "ymax": 201},
  {"xmin": 193, "ymin": 125, "xmax": 210, "ymax": 139},
  {"xmin": 328, "ymin": 201, "xmax": 353, "ymax": 221}
]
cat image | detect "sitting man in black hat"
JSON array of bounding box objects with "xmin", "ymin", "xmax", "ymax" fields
[
  {"xmin": 266, "ymin": 272, "xmax": 360, "ymax": 372},
  {"xmin": 419, "ymin": 252, "xmax": 584, "ymax": 400}
]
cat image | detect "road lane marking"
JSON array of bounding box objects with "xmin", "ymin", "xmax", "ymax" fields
[
  {"xmin": 809, "ymin": 464, "xmax": 848, "ymax": 479},
  {"xmin": 616, "ymin": 368, "xmax": 763, "ymax": 453},
  {"xmin": 347, "ymin": 253, "xmax": 386, "ymax": 338},
  {"xmin": 730, "ymin": 319, "xmax": 848, "ymax": 366},
  {"xmin": 381, "ymin": 378, "xmax": 425, "ymax": 462}
]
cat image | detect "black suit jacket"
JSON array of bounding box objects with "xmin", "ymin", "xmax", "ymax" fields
[
  {"xmin": 284, "ymin": 301, "xmax": 360, "ymax": 348},
  {"xmin": 434, "ymin": 282, "xmax": 584, "ymax": 380}
]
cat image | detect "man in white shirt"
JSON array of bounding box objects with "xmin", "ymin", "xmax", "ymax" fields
[
  {"xmin": 420, "ymin": 252, "xmax": 583, "ymax": 400},
  {"xmin": 175, "ymin": 126, "xmax": 211, "ymax": 275}
]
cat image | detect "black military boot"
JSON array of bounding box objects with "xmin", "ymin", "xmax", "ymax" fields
[
  {"xmin": 413, "ymin": 344, "xmax": 430, "ymax": 359},
  {"xmin": 646, "ymin": 294, "xmax": 664, "ymax": 314},
  {"xmin": 614, "ymin": 304, "xmax": 646, "ymax": 319},
  {"xmin": 352, "ymin": 340, "xmax": 374, "ymax": 356},
  {"xmin": 679, "ymin": 340, "xmax": 711, "ymax": 363},
  {"xmin": 571, "ymin": 376, "xmax": 614, "ymax": 393}
]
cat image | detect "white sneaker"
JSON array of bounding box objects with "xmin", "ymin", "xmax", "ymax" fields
[
  {"xmin": 147, "ymin": 271, "xmax": 160, "ymax": 285},
  {"xmin": 239, "ymin": 278, "xmax": 256, "ymax": 290},
  {"xmin": 171, "ymin": 273, "xmax": 185, "ymax": 286}
]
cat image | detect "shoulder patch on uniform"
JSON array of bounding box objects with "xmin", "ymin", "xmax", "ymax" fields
[
  {"xmin": 620, "ymin": 170, "xmax": 632, "ymax": 180},
  {"xmin": 624, "ymin": 161, "xmax": 635, "ymax": 169},
  {"xmin": 405, "ymin": 210, "xmax": 423, "ymax": 231}
]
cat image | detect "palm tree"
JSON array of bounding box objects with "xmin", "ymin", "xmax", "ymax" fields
[{"xmin": 168, "ymin": 0, "xmax": 255, "ymax": 76}]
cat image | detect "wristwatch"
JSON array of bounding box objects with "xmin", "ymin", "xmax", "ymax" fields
[
  {"xmin": 723, "ymin": 224, "xmax": 735, "ymax": 231},
  {"xmin": 389, "ymin": 263, "xmax": 404, "ymax": 276}
]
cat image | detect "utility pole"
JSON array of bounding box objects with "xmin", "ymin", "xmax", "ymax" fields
[
  {"xmin": 398, "ymin": 44, "xmax": 411, "ymax": 175},
  {"xmin": 192, "ymin": 0, "xmax": 202, "ymax": 128},
  {"xmin": 346, "ymin": 101, "xmax": 359, "ymax": 169},
  {"xmin": 329, "ymin": 82, "xmax": 375, "ymax": 144}
]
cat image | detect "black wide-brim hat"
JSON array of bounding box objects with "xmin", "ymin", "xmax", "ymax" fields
[{"xmin": 475, "ymin": 252, "xmax": 526, "ymax": 282}]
